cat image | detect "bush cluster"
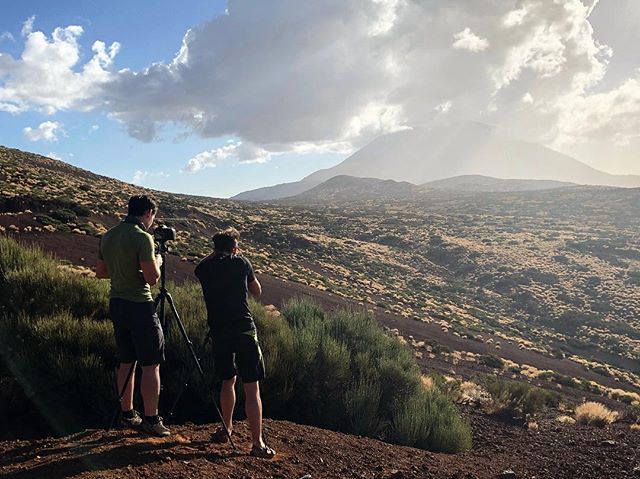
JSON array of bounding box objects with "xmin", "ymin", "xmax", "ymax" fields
[
  {"xmin": 484, "ymin": 377, "xmax": 559, "ymax": 420},
  {"xmin": 258, "ymin": 299, "xmax": 471, "ymax": 452},
  {"xmin": 0, "ymin": 237, "xmax": 471, "ymax": 452},
  {"xmin": 479, "ymin": 354, "xmax": 504, "ymax": 369}
]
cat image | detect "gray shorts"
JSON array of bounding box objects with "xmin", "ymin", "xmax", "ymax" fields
[{"xmin": 109, "ymin": 298, "xmax": 165, "ymax": 367}]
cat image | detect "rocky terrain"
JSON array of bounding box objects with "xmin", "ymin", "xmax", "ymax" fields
[{"xmin": 1, "ymin": 411, "xmax": 639, "ymax": 479}]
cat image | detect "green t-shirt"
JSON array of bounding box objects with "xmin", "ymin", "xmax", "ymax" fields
[{"xmin": 99, "ymin": 216, "xmax": 155, "ymax": 302}]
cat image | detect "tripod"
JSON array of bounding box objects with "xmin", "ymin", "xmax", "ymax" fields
[{"xmin": 107, "ymin": 240, "xmax": 235, "ymax": 449}]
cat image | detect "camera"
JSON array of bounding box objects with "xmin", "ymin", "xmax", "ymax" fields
[{"xmin": 154, "ymin": 225, "xmax": 176, "ymax": 242}]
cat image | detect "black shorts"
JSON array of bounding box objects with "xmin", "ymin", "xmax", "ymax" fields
[
  {"xmin": 109, "ymin": 298, "xmax": 165, "ymax": 367},
  {"xmin": 212, "ymin": 332, "xmax": 265, "ymax": 383}
]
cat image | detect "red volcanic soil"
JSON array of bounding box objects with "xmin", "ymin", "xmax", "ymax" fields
[{"xmin": 1, "ymin": 412, "xmax": 639, "ymax": 479}]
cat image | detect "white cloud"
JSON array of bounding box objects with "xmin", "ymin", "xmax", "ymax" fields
[
  {"xmin": 0, "ymin": 32, "xmax": 15, "ymax": 42},
  {"xmin": 553, "ymin": 71, "xmax": 640, "ymax": 146},
  {"xmin": 368, "ymin": 0, "xmax": 404, "ymax": 37},
  {"xmin": 184, "ymin": 141, "xmax": 277, "ymax": 172},
  {"xmin": 434, "ymin": 100, "xmax": 452, "ymax": 113},
  {"xmin": 3, "ymin": 1, "xmax": 640, "ymax": 173},
  {"xmin": 47, "ymin": 152, "xmax": 62, "ymax": 160},
  {"xmin": 184, "ymin": 143, "xmax": 240, "ymax": 172},
  {"xmin": 0, "ymin": 18, "xmax": 120, "ymax": 114},
  {"xmin": 452, "ymin": 28, "xmax": 489, "ymax": 52},
  {"xmin": 235, "ymin": 142, "xmax": 271, "ymax": 164},
  {"xmin": 21, "ymin": 16, "xmax": 35, "ymax": 37},
  {"xmin": 132, "ymin": 170, "xmax": 148, "ymax": 184},
  {"xmin": 522, "ymin": 92, "xmax": 534, "ymax": 104},
  {"xmin": 503, "ymin": 8, "xmax": 528, "ymax": 28},
  {"xmin": 0, "ymin": 102, "xmax": 21, "ymax": 113},
  {"xmin": 103, "ymin": 1, "xmax": 402, "ymax": 147},
  {"xmin": 23, "ymin": 121, "xmax": 64, "ymax": 142}
]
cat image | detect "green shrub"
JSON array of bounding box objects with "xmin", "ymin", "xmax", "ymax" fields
[
  {"xmin": 50, "ymin": 209, "xmax": 77, "ymax": 223},
  {"xmin": 0, "ymin": 237, "xmax": 109, "ymax": 319},
  {"xmin": 484, "ymin": 377, "xmax": 559, "ymax": 419},
  {"xmin": 78, "ymin": 222, "xmax": 100, "ymax": 237},
  {"xmin": 0, "ymin": 312, "xmax": 115, "ymax": 433},
  {"xmin": 479, "ymin": 354, "xmax": 504, "ymax": 369},
  {"xmin": 35, "ymin": 214, "xmax": 60, "ymax": 226},
  {"xmin": 256, "ymin": 299, "xmax": 471, "ymax": 452},
  {"xmin": 391, "ymin": 388, "xmax": 472, "ymax": 453}
]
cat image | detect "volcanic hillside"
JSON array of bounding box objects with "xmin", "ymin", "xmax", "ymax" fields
[
  {"xmin": 1, "ymin": 145, "xmax": 639, "ymax": 393},
  {"xmin": 2, "ymin": 145, "xmax": 640, "ymax": 478}
]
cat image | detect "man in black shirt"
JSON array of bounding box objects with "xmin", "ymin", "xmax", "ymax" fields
[{"xmin": 194, "ymin": 227, "xmax": 275, "ymax": 459}]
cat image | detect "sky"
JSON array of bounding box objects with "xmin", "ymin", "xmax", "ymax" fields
[{"xmin": 1, "ymin": 0, "xmax": 639, "ymax": 198}]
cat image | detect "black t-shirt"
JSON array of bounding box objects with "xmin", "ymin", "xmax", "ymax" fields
[{"xmin": 194, "ymin": 253, "xmax": 256, "ymax": 334}]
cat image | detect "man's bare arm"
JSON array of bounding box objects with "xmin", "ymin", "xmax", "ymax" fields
[
  {"xmin": 248, "ymin": 278, "xmax": 262, "ymax": 298},
  {"xmin": 141, "ymin": 255, "xmax": 163, "ymax": 285},
  {"xmin": 96, "ymin": 259, "xmax": 110, "ymax": 279}
]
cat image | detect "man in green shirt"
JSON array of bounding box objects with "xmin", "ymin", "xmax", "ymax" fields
[{"xmin": 96, "ymin": 195, "xmax": 170, "ymax": 437}]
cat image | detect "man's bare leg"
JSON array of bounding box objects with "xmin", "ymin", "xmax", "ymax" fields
[
  {"xmin": 140, "ymin": 364, "xmax": 161, "ymax": 417},
  {"xmin": 220, "ymin": 377, "xmax": 237, "ymax": 433},
  {"xmin": 117, "ymin": 362, "xmax": 136, "ymax": 411},
  {"xmin": 243, "ymin": 381, "xmax": 265, "ymax": 448}
]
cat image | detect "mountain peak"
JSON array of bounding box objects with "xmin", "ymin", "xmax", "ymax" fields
[{"xmin": 233, "ymin": 124, "xmax": 640, "ymax": 201}]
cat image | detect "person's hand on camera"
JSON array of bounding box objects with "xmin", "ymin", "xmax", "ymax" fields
[{"xmin": 156, "ymin": 254, "xmax": 163, "ymax": 268}]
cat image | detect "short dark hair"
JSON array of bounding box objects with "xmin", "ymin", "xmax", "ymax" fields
[
  {"xmin": 128, "ymin": 195, "xmax": 157, "ymax": 216},
  {"xmin": 213, "ymin": 227, "xmax": 240, "ymax": 253}
]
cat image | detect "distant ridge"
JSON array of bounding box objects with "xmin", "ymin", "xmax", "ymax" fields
[
  {"xmin": 421, "ymin": 175, "xmax": 576, "ymax": 192},
  {"xmin": 285, "ymin": 174, "xmax": 577, "ymax": 202},
  {"xmin": 288, "ymin": 175, "xmax": 419, "ymax": 202},
  {"xmin": 233, "ymin": 122, "xmax": 640, "ymax": 201},
  {"xmin": 232, "ymin": 177, "xmax": 318, "ymax": 201}
]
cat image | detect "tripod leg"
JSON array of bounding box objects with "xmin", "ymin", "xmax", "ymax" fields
[
  {"xmin": 155, "ymin": 292, "xmax": 169, "ymax": 337},
  {"xmin": 107, "ymin": 361, "xmax": 136, "ymax": 431},
  {"xmin": 164, "ymin": 292, "xmax": 236, "ymax": 450},
  {"xmin": 165, "ymin": 293, "xmax": 204, "ymax": 376},
  {"xmin": 166, "ymin": 378, "xmax": 189, "ymax": 422}
]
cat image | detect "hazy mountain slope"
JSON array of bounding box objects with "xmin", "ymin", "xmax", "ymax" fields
[
  {"xmin": 232, "ymin": 177, "xmax": 318, "ymax": 201},
  {"xmin": 306, "ymin": 123, "xmax": 640, "ymax": 186},
  {"xmin": 233, "ymin": 122, "xmax": 640, "ymax": 200},
  {"xmin": 288, "ymin": 175, "xmax": 418, "ymax": 202},
  {"xmin": 421, "ymin": 175, "xmax": 575, "ymax": 192},
  {"xmin": 288, "ymin": 174, "xmax": 577, "ymax": 203}
]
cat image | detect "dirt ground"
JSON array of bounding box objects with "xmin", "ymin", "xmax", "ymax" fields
[{"xmin": 1, "ymin": 412, "xmax": 639, "ymax": 479}]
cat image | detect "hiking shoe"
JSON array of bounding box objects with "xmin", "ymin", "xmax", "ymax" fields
[
  {"xmin": 210, "ymin": 427, "xmax": 231, "ymax": 443},
  {"xmin": 119, "ymin": 410, "xmax": 142, "ymax": 428},
  {"xmin": 142, "ymin": 416, "xmax": 171, "ymax": 437},
  {"xmin": 250, "ymin": 444, "xmax": 276, "ymax": 459}
]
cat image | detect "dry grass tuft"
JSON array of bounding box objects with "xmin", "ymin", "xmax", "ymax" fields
[
  {"xmin": 458, "ymin": 381, "xmax": 490, "ymax": 406},
  {"xmin": 574, "ymin": 402, "xmax": 618, "ymax": 427},
  {"xmin": 556, "ymin": 415, "xmax": 576, "ymax": 425},
  {"xmin": 421, "ymin": 375, "xmax": 436, "ymax": 390}
]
